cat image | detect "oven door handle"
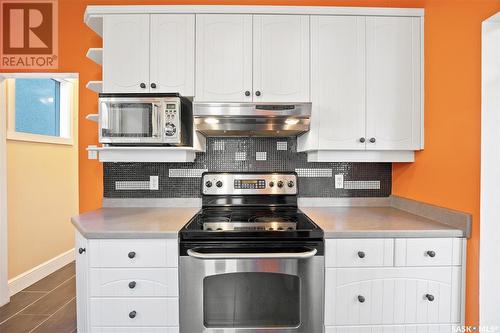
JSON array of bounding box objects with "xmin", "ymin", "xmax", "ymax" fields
[{"xmin": 186, "ymin": 248, "xmax": 317, "ymax": 260}]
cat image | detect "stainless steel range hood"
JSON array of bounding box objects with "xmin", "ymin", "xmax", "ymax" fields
[{"xmin": 193, "ymin": 102, "xmax": 311, "ymax": 137}]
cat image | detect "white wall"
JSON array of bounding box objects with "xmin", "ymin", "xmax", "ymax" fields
[{"xmin": 480, "ymin": 14, "xmax": 500, "ymax": 326}]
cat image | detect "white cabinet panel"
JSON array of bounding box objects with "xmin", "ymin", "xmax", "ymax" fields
[
  {"xmin": 150, "ymin": 14, "xmax": 195, "ymax": 95},
  {"xmin": 92, "ymin": 328, "xmax": 178, "ymax": 333},
  {"xmin": 253, "ymin": 15, "xmax": 310, "ymax": 102},
  {"xmin": 325, "ymin": 267, "xmax": 461, "ymax": 326},
  {"xmin": 325, "ymin": 325, "xmax": 454, "ymax": 333},
  {"xmin": 366, "ymin": 16, "xmax": 422, "ymax": 150},
  {"xmin": 395, "ymin": 238, "xmax": 461, "ymax": 267},
  {"xmin": 76, "ymin": 231, "xmax": 90, "ymax": 333},
  {"xmin": 326, "ymin": 239, "xmax": 394, "ymax": 268},
  {"xmin": 103, "ymin": 15, "xmax": 150, "ymax": 93},
  {"xmin": 89, "ymin": 239, "xmax": 178, "ymax": 268},
  {"xmin": 90, "ymin": 268, "xmax": 178, "ymax": 297},
  {"xmin": 309, "ymin": 16, "xmax": 366, "ymax": 150},
  {"xmin": 195, "ymin": 14, "xmax": 253, "ymax": 102},
  {"xmin": 90, "ymin": 298, "xmax": 179, "ymax": 327}
]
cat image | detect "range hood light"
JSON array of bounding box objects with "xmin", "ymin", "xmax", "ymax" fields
[
  {"xmin": 285, "ymin": 118, "xmax": 300, "ymax": 125},
  {"xmin": 204, "ymin": 117, "xmax": 219, "ymax": 124}
]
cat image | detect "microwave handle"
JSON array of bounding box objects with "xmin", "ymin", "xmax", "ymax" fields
[
  {"xmin": 152, "ymin": 103, "xmax": 160, "ymax": 138},
  {"xmin": 187, "ymin": 248, "xmax": 317, "ymax": 260}
]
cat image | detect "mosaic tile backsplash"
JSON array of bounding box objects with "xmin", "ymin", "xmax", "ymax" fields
[{"xmin": 104, "ymin": 137, "xmax": 392, "ymax": 198}]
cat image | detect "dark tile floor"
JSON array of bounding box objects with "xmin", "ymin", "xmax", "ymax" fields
[{"xmin": 0, "ymin": 262, "xmax": 77, "ymax": 333}]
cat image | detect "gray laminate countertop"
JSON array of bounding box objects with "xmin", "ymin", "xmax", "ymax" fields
[
  {"xmin": 72, "ymin": 196, "xmax": 470, "ymax": 239},
  {"xmin": 300, "ymin": 206, "xmax": 466, "ymax": 238},
  {"xmin": 71, "ymin": 207, "xmax": 199, "ymax": 239}
]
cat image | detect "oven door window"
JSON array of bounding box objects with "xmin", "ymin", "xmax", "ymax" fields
[
  {"xmin": 203, "ymin": 272, "xmax": 300, "ymax": 328},
  {"xmin": 102, "ymin": 103, "xmax": 154, "ymax": 137}
]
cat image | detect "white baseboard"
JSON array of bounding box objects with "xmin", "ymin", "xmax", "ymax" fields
[{"xmin": 8, "ymin": 248, "xmax": 75, "ymax": 296}]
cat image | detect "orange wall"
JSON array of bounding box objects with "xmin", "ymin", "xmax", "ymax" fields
[{"xmin": 5, "ymin": 0, "xmax": 492, "ymax": 325}]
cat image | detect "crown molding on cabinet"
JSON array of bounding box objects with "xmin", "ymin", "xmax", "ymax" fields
[{"xmin": 84, "ymin": 5, "xmax": 424, "ymax": 37}]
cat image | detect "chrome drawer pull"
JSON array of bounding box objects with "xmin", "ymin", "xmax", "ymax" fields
[{"xmin": 129, "ymin": 310, "xmax": 137, "ymax": 319}]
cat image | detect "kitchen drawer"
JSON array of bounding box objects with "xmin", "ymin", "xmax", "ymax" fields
[
  {"xmin": 92, "ymin": 327, "xmax": 178, "ymax": 333},
  {"xmin": 395, "ymin": 238, "xmax": 463, "ymax": 267},
  {"xmin": 326, "ymin": 239, "xmax": 394, "ymax": 267},
  {"xmin": 325, "ymin": 267, "xmax": 462, "ymax": 326},
  {"xmin": 90, "ymin": 268, "xmax": 178, "ymax": 297},
  {"xmin": 89, "ymin": 239, "xmax": 178, "ymax": 268},
  {"xmin": 90, "ymin": 297, "xmax": 179, "ymax": 327},
  {"xmin": 325, "ymin": 324, "xmax": 454, "ymax": 333}
]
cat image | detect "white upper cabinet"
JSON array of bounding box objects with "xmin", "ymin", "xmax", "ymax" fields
[
  {"xmin": 150, "ymin": 14, "xmax": 195, "ymax": 95},
  {"xmin": 195, "ymin": 14, "xmax": 253, "ymax": 102},
  {"xmin": 298, "ymin": 14, "xmax": 423, "ymax": 161},
  {"xmin": 366, "ymin": 16, "xmax": 422, "ymax": 150},
  {"xmin": 103, "ymin": 15, "xmax": 150, "ymax": 93},
  {"xmin": 253, "ymin": 15, "xmax": 310, "ymax": 102},
  {"xmin": 195, "ymin": 14, "xmax": 310, "ymax": 103},
  {"xmin": 103, "ymin": 14, "xmax": 195, "ymax": 95},
  {"xmin": 300, "ymin": 16, "xmax": 366, "ymax": 151}
]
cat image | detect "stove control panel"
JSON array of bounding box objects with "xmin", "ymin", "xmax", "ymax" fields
[{"xmin": 202, "ymin": 173, "xmax": 297, "ymax": 195}]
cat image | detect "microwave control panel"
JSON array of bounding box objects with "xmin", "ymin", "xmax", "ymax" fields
[{"xmin": 163, "ymin": 101, "xmax": 180, "ymax": 142}]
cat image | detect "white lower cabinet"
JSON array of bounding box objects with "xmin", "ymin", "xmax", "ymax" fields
[
  {"xmin": 76, "ymin": 233, "xmax": 179, "ymax": 332},
  {"xmin": 92, "ymin": 328, "xmax": 179, "ymax": 333},
  {"xmin": 325, "ymin": 325, "xmax": 453, "ymax": 333},
  {"xmin": 324, "ymin": 238, "xmax": 466, "ymax": 333}
]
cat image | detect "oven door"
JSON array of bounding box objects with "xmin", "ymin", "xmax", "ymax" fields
[
  {"xmin": 179, "ymin": 245, "xmax": 324, "ymax": 333},
  {"xmin": 99, "ymin": 99, "xmax": 162, "ymax": 144}
]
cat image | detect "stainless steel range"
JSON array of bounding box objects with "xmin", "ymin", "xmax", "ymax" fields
[{"xmin": 179, "ymin": 172, "xmax": 324, "ymax": 333}]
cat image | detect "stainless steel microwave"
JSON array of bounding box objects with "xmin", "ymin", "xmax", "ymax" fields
[{"xmin": 98, "ymin": 93, "xmax": 193, "ymax": 146}]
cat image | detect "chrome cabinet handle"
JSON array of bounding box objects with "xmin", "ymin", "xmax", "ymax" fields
[
  {"xmin": 359, "ymin": 137, "xmax": 366, "ymax": 143},
  {"xmin": 140, "ymin": 83, "xmax": 146, "ymax": 89},
  {"xmin": 129, "ymin": 311, "xmax": 137, "ymax": 318},
  {"xmin": 357, "ymin": 251, "xmax": 365, "ymax": 258},
  {"xmin": 425, "ymin": 294, "xmax": 435, "ymax": 302},
  {"xmin": 78, "ymin": 248, "xmax": 86, "ymax": 254},
  {"xmin": 358, "ymin": 295, "xmax": 366, "ymax": 303},
  {"xmin": 369, "ymin": 137, "xmax": 376, "ymax": 143},
  {"xmin": 128, "ymin": 251, "xmax": 136, "ymax": 259},
  {"xmin": 187, "ymin": 248, "xmax": 317, "ymax": 260},
  {"xmin": 255, "ymin": 91, "xmax": 261, "ymax": 97},
  {"xmin": 128, "ymin": 281, "xmax": 136, "ymax": 289},
  {"xmin": 245, "ymin": 91, "xmax": 251, "ymax": 96},
  {"xmin": 150, "ymin": 83, "xmax": 157, "ymax": 89},
  {"xmin": 426, "ymin": 250, "xmax": 436, "ymax": 257}
]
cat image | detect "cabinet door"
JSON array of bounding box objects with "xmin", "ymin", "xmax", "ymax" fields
[
  {"xmin": 325, "ymin": 267, "xmax": 461, "ymax": 326},
  {"xmin": 103, "ymin": 15, "xmax": 150, "ymax": 93},
  {"xmin": 366, "ymin": 17, "xmax": 422, "ymax": 150},
  {"xmin": 75, "ymin": 231, "xmax": 89, "ymax": 333},
  {"xmin": 150, "ymin": 14, "xmax": 195, "ymax": 96},
  {"xmin": 311, "ymin": 16, "xmax": 366, "ymax": 150},
  {"xmin": 253, "ymin": 15, "xmax": 310, "ymax": 102},
  {"xmin": 195, "ymin": 14, "xmax": 252, "ymax": 102}
]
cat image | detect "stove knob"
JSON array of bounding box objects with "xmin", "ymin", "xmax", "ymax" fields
[
  {"xmin": 277, "ymin": 181, "xmax": 284, "ymax": 188},
  {"xmin": 216, "ymin": 181, "xmax": 223, "ymax": 188},
  {"xmin": 287, "ymin": 181, "xmax": 294, "ymax": 188},
  {"xmin": 205, "ymin": 181, "xmax": 213, "ymax": 188},
  {"xmin": 269, "ymin": 181, "xmax": 275, "ymax": 188}
]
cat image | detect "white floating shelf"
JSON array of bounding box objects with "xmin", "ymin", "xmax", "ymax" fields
[
  {"xmin": 86, "ymin": 81, "xmax": 102, "ymax": 93},
  {"xmin": 86, "ymin": 48, "xmax": 102, "ymax": 65},
  {"xmin": 87, "ymin": 146, "xmax": 198, "ymax": 162},
  {"xmin": 85, "ymin": 114, "xmax": 99, "ymax": 123}
]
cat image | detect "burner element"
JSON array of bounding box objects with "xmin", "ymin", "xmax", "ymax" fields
[{"xmin": 203, "ymin": 222, "xmax": 297, "ymax": 232}]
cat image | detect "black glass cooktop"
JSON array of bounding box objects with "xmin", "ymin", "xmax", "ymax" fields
[{"xmin": 180, "ymin": 207, "xmax": 323, "ymax": 241}]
